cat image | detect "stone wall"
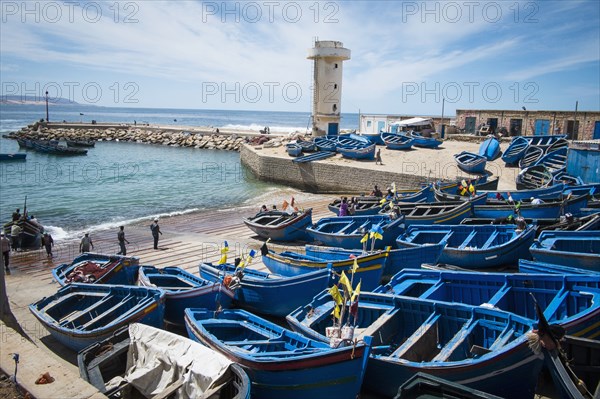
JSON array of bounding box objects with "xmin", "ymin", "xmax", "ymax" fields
[{"xmin": 240, "ymin": 144, "xmax": 430, "ymax": 193}]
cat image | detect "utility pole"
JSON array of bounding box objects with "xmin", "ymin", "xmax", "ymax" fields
[{"xmin": 45, "ymin": 91, "xmax": 49, "ymax": 122}]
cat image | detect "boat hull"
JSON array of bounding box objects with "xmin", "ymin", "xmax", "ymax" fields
[
  {"xmin": 52, "ymin": 253, "xmax": 140, "ymax": 286},
  {"xmin": 243, "ymin": 209, "xmax": 312, "ymax": 241},
  {"xmin": 529, "ymin": 231, "xmax": 600, "ymax": 272},
  {"xmin": 473, "ymin": 194, "xmax": 589, "ymax": 219},
  {"xmin": 478, "ymin": 137, "xmax": 500, "ymax": 160},
  {"xmin": 454, "ymin": 151, "xmax": 487, "ymax": 174}
]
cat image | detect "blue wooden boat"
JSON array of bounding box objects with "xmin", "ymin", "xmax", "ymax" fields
[
  {"xmin": 243, "ymin": 208, "xmax": 312, "ymax": 241},
  {"xmin": 32, "ymin": 139, "xmax": 88, "ymax": 155},
  {"xmin": 406, "ymin": 131, "xmax": 443, "ymax": 148},
  {"xmin": 437, "ymin": 175, "xmax": 500, "ymax": 193},
  {"xmin": 381, "ymin": 132, "xmax": 414, "ymax": 150},
  {"xmin": 482, "ymin": 183, "xmax": 566, "ymax": 202},
  {"xmin": 313, "ymin": 136, "xmax": 337, "ymax": 152},
  {"xmin": 306, "ymin": 214, "xmax": 406, "ymax": 249},
  {"xmin": 519, "ymin": 146, "xmax": 544, "ymax": 169},
  {"xmin": 199, "ymin": 262, "xmax": 334, "ymax": 317},
  {"xmin": 337, "ymin": 143, "xmax": 376, "ymax": 160},
  {"xmin": 297, "ymin": 139, "xmax": 317, "ymax": 152},
  {"xmin": 66, "ymin": 139, "xmax": 96, "ymax": 148},
  {"xmin": 454, "ymin": 151, "xmax": 487, "ymax": 174},
  {"xmin": 431, "ymin": 189, "xmax": 488, "ymax": 205},
  {"xmin": 0, "ymin": 153, "xmax": 26, "ymax": 161},
  {"xmin": 287, "ymin": 291, "xmax": 543, "ymax": 398},
  {"xmin": 522, "ymin": 134, "xmax": 567, "ymax": 149},
  {"xmin": 392, "ymin": 200, "xmax": 474, "ymax": 225},
  {"xmin": 292, "ymin": 151, "xmax": 336, "ymax": 163},
  {"xmin": 137, "ymin": 265, "xmax": 234, "ymax": 327},
  {"xmin": 553, "ymin": 171, "xmax": 584, "ymax": 186},
  {"xmin": 533, "ymin": 147, "xmax": 567, "ymax": 175},
  {"xmin": 261, "ymin": 245, "xmax": 388, "ymax": 290},
  {"xmin": 328, "ymin": 196, "xmax": 384, "ymax": 215},
  {"xmin": 396, "ymin": 224, "xmax": 536, "ymax": 268},
  {"xmin": 304, "ymin": 243, "xmax": 445, "ymax": 279},
  {"xmin": 334, "ymin": 135, "xmax": 369, "ymax": 149},
  {"xmin": 396, "ymin": 373, "xmax": 503, "ymax": 399},
  {"xmin": 502, "ymin": 136, "xmax": 529, "ymax": 164},
  {"xmin": 478, "ymin": 136, "xmax": 500, "ymax": 160},
  {"xmin": 529, "ymin": 230, "xmax": 600, "ymax": 272},
  {"xmin": 78, "ymin": 323, "xmax": 250, "ymax": 399},
  {"xmin": 518, "ymin": 259, "xmax": 600, "ymax": 275},
  {"xmin": 374, "ymin": 268, "xmax": 600, "ymax": 339},
  {"xmin": 29, "ymin": 283, "xmax": 165, "ymax": 351},
  {"xmin": 516, "ymin": 164, "xmax": 554, "ymax": 189},
  {"xmin": 286, "ymin": 143, "xmax": 302, "ymax": 157},
  {"xmin": 2, "ymin": 217, "xmax": 43, "ymax": 250},
  {"xmin": 354, "ymin": 131, "xmax": 385, "ymax": 145},
  {"xmin": 52, "ymin": 253, "xmax": 139, "ymax": 286},
  {"xmin": 545, "ymin": 137, "xmax": 569, "ymax": 153},
  {"xmin": 537, "ymin": 211, "xmax": 600, "ymax": 233},
  {"xmin": 184, "ymin": 308, "xmax": 372, "ymax": 399},
  {"xmin": 474, "ymin": 194, "xmax": 589, "ymax": 219}
]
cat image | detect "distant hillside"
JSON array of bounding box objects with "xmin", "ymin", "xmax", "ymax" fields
[{"xmin": 0, "ymin": 95, "xmax": 79, "ymax": 105}]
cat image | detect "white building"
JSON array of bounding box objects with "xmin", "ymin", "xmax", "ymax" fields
[
  {"xmin": 359, "ymin": 115, "xmax": 437, "ymax": 135},
  {"xmin": 307, "ymin": 40, "xmax": 351, "ymax": 136}
]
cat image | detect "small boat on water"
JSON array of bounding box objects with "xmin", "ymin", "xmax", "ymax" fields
[
  {"xmin": 478, "ymin": 136, "xmax": 500, "ymax": 160},
  {"xmin": 287, "ymin": 291, "xmax": 543, "ymax": 398},
  {"xmin": 292, "ymin": 151, "xmax": 336, "ymax": 163},
  {"xmin": 2, "ymin": 217, "xmax": 43, "ymax": 250},
  {"xmin": 29, "ymin": 283, "xmax": 165, "ymax": 351},
  {"xmin": 533, "ymin": 147, "xmax": 568, "ymax": 175},
  {"xmin": 199, "ymin": 262, "xmax": 335, "ymax": 317},
  {"xmin": 381, "ymin": 132, "xmax": 414, "ymax": 150},
  {"xmin": 396, "ymin": 224, "xmax": 536, "ymax": 268},
  {"xmin": 374, "ymin": 268, "xmax": 600, "ymax": 339},
  {"xmin": 306, "ymin": 214, "xmax": 406, "ymax": 249},
  {"xmin": 337, "ymin": 143, "xmax": 376, "ymax": 160},
  {"xmin": 516, "ymin": 164, "xmax": 554, "ymax": 189},
  {"xmin": 78, "ymin": 323, "xmax": 250, "ymax": 399},
  {"xmin": 473, "ymin": 194, "xmax": 589, "ymax": 219},
  {"xmin": 52, "ymin": 253, "xmax": 139, "ymax": 286},
  {"xmin": 502, "ymin": 136, "xmax": 529, "ymax": 165},
  {"xmin": 304, "ymin": 243, "xmax": 445, "ymax": 279},
  {"xmin": 32, "ymin": 139, "xmax": 88, "ymax": 155},
  {"xmin": 262, "ymin": 245, "xmax": 388, "ymax": 290},
  {"xmin": 406, "ymin": 131, "xmax": 443, "ymax": 148},
  {"xmin": 66, "ymin": 139, "xmax": 96, "ymax": 148},
  {"xmin": 243, "ymin": 208, "xmax": 312, "ymax": 241},
  {"xmin": 137, "ymin": 265, "xmax": 234, "ymax": 327},
  {"xmin": 529, "ymin": 230, "xmax": 600, "ymax": 272},
  {"xmin": 313, "ymin": 136, "xmax": 337, "ymax": 152},
  {"xmin": 286, "ymin": 143, "xmax": 302, "ymax": 157},
  {"xmin": 184, "ymin": 308, "xmax": 372, "ymax": 399},
  {"xmin": 0, "ymin": 153, "xmax": 26, "ymax": 161},
  {"xmin": 519, "ymin": 146, "xmax": 544, "ymax": 169},
  {"xmin": 454, "ymin": 151, "xmax": 487, "ymax": 174}
]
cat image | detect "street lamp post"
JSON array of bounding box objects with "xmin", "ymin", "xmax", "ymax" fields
[{"xmin": 45, "ymin": 91, "xmax": 49, "ymax": 122}]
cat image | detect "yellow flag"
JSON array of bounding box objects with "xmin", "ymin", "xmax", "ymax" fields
[
  {"xmin": 360, "ymin": 233, "xmax": 369, "ymax": 244},
  {"xmin": 379, "ymin": 198, "xmax": 387, "ymax": 204},
  {"xmin": 339, "ymin": 271, "xmax": 353, "ymax": 297},
  {"xmin": 351, "ymin": 281, "xmax": 361, "ymax": 302},
  {"xmin": 352, "ymin": 257, "xmax": 359, "ymax": 274},
  {"xmin": 328, "ymin": 285, "xmax": 343, "ymax": 305},
  {"xmin": 218, "ymin": 242, "xmax": 229, "ymax": 265},
  {"xmin": 372, "ymin": 232, "xmax": 383, "ymax": 240},
  {"xmin": 332, "ymin": 304, "xmax": 341, "ymax": 320}
]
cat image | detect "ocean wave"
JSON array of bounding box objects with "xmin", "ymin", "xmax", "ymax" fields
[{"xmin": 221, "ymin": 123, "xmax": 309, "ymax": 134}]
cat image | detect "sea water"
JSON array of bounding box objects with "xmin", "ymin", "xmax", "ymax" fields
[{"xmin": 0, "ymin": 104, "xmax": 359, "ymax": 239}]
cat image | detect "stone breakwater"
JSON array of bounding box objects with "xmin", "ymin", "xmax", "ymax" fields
[{"xmin": 5, "ymin": 121, "xmax": 303, "ymax": 151}]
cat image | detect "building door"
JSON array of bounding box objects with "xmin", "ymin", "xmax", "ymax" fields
[
  {"xmin": 328, "ymin": 123, "xmax": 339, "ymax": 136},
  {"xmin": 534, "ymin": 119, "xmax": 550, "ymax": 135},
  {"xmin": 510, "ymin": 119, "xmax": 522, "ymax": 136},
  {"xmin": 465, "ymin": 117, "xmax": 476, "ymax": 134},
  {"xmin": 487, "ymin": 118, "xmax": 498, "ymax": 134},
  {"xmin": 594, "ymin": 121, "xmax": 600, "ymax": 139},
  {"xmin": 565, "ymin": 120, "xmax": 580, "ymax": 140},
  {"xmin": 377, "ymin": 121, "xmax": 385, "ymax": 133}
]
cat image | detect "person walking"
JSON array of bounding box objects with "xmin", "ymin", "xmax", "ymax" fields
[
  {"xmin": 150, "ymin": 219, "xmax": 162, "ymax": 250},
  {"xmin": 375, "ymin": 148, "xmax": 383, "ymax": 165},
  {"xmin": 1, "ymin": 232, "xmax": 10, "ymax": 275},
  {"xmin": 117, "ymin": 226, "xmax": 129, "ymax": 255},
  {"xmin": 80, "ymin": 232, "xmax": 94, "ymax": 253},
  {"xmin": 43, "ymin": 233, "xmax": 54, "ymax": 258}
]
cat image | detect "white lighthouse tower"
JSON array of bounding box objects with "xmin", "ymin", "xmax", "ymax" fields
[{"xmin": 307, "ymin": 40, "xmax": 351, "ymax": 136}]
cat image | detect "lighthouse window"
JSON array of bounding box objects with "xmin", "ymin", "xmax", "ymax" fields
[
  {"xmin": 333, "ymin": 104, "xmax": 337, "ymax": 112},
  {"xmin": 335, "ymin": 63, "xmax": 338, "ymax": 68}
]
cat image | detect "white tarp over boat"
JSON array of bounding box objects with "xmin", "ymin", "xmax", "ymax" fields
[
  {"xmin": 390, "ymin": 117, "xmax": 433, "ymax": 127},
  {"xmin": 108, "ymin": 323, "xmax": 234, "ymax": 398}
]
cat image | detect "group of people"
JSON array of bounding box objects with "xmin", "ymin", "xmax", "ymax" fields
[
  {"xmin": 456, "ymin": 180, "xmax": 476, "ymax": 197},
  {"xmin": 337, "ymin": 197, "xmax": 358, "ymax": 216}
]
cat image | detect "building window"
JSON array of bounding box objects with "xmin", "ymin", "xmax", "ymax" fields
[{"xmin": 367, "ymin": 121, "xmax": 372, "ymax": 128}]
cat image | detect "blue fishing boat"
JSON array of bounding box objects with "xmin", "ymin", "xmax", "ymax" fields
[
  {"xmin": 32, "ymin": 139, "xmax": 88, "ymax": 155},
  {"xmin": 396, "ymin": 373, "xmax": 503, "ymax": 399},
  {"xmin": 286, "ymin": 143, "xmax": 302, "ymax": 157},
  {"xmin": 553, "ymin": 171, "xmax": 584, "ymax": 186},
  {"xmin": 335, "ymin": 135, "xmax": 369, "ymax": 148},
  {"xmin": 405, "ymin": 131, "xmax": 443, "ymax": 148},
  {"xmin": 454, "ymin": 151, "xmax": 487, "ymax": 174},
  {"xmin": 199, "ymin": 262, "xmax": 334, "ymax": 317},
  {"xmin": 396, "ymin": 224, "xmax": 536, "ymax": 268},
  {"xmin": 482, "ymin": 183, "xmax": 565, "ymax": 202},
  {"xmin": 328, "ymin": 197, "xmax": 384, "ymax": 216},
  {"xmin": 522, "ymin": 134, "xmax": 567, "ymax": 149},
  {"xmin": 381, "ymin": 132, "xmax": 414, "ymax": 150},
  {"xmin": 533, "ymin": 147, "xmax": 568, "ymax": 175},
  {"xmin": 502, "ymin": 136, "xmax": 529, "ymax": 165},
  {"xmin": 184, "ymin": 308, "xmax": 372, "ymax": 399},
  {"xmin": 292, "ymin": 151, "xmax": 336, "ymax": 163},
  {"xmin": 313, "ymin": 136, "xmax": 337, "ymax": 152},
  {"xmin": 437, "ymin": 175, "xmax": 500, "ymax": 193},
  {"xmin": 354, "ymin": 131, "xmax": 385, "ymax": 145},
  {"xmin": 337, "ymin": 143, "xmax": 376, "ymax": 160},
  {"xmin": 478, "ymin": 136, "xmax": 500, "ymax": 160},
  {"xmin": 516, "ymin": 164, "xmax": 554, "ymax": 189},
  {"xmin": 374, "ymin": 268, "xmax": 600, "ymax": 339},
  {"xmin": 431, "ymin": 188, "xmax": 488, "ymax": 205},
  {"xmin": 529, "ymin": 230, "xmax": 600, "ymax": 272},
  {"xmin": 137, "ymin": 265, "xmax": 234, "ymax": 327},
  {"xmin": 473, "ymin": 194, "xmax": 589, "ymax": 219},
  {"xmin": 306, "ymin": 214, "xmax": 406, "ymax": 249},
  {"xmin": 0, "ymin": 153, "xmax": 26, "ymax": 161},
  {"xmin": 519, "ymin": 146, "xmax": 544, "ymax": 169},
  {"xmin": 29, "ymin": 283, "xmax": 165, "ymax": 351},
  {"xmin": 297, "ymin": 139, "xmax": 317, "ymax": 152},
  {"xmin": 243, "ymin": 208, "xmax": 312, "ymax": 241},
  {"xmin": 66, "ymin": 139, "xmax": 96, "ymax": 148},
  {"xmin": 304, "ymin": 243, "xmax": 445, "ymax": 279},
  {"xmin": 52, "ymin": 253, "xmax": 139, "ymax": 286},
  {"xmin": 519, "ymin": 259, "xmax": 600, "ymax": 275},
  {"xmin": 261, "ymin": 245, "xmax": 388, "ymax": 290},
  {"xmin": 78, "ymin": 323, "xmax": 251, "ymax": 399},
  {"xmin": 391, "ymin": 199, "xmax": 474, "ymax": 225},
  {"xmin": 287, "ymin": 291, "xmax": 543, "ymax": 398},
  {"xmin": 537, "ymin": 212, "xmax": 600, "ymax": 233},
  {"xmin": 545, "ymin": 137, "xmax": 569, "ymax": 153}
]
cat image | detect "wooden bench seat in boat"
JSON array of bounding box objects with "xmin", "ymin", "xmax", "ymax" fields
[
  {"xmin": 389, "ymin": 313, "xmax": 441, "ymax": 361},
  {"xmin": 58, "ymin": 295, "xmax": 113, "ymax": 326},
  {"xmin": 80, "ymin": 295, "xmax": 142, "ymax": 330},
  {"xmin": 432, "ymin": 320, "xmax": 478, "ymax": 362}
]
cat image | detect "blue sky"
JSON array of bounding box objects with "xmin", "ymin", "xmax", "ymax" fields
[{"xmin": 1, "ymin": 1, "xmax": 599, "ymax": 115}]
